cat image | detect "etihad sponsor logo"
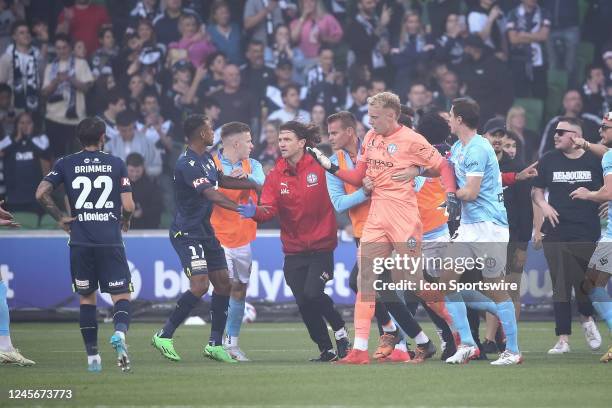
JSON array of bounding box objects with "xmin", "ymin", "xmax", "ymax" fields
[
  {"xmin": 366, "ymin": 158, "xmax": 394, "ymax": 167},
  {"xmin": 552, "ymin": 171, "xmax": 592, "ymax": 184}
]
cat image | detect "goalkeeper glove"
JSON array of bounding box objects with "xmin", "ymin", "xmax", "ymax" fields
[
  {"xmin": 306, "ymin": 147, "xmax": 339, "ymax": 174},
  {"xmin": 445, "ymin": 192, "xmax": 461, "ymax": 222},
  {"xmin": 238, "ymin": 198, "xmax": 257, "ymax": 218}
]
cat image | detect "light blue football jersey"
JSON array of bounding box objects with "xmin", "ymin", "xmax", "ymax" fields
[
  {"xmin": 603, "ymin": 150, "xmax": 612, "ymax": 238},
  {"xmin": 449, "ymin": 134, "xmax": 508, "ymax": 226}
]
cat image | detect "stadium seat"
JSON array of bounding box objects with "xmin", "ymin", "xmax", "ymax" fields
[
  {"xmin": 545, "ymin": 69, "xmax": 568, "ymax": 122},
  {"xmin": 512, "ymin": 98, "xmax": 543, "ymax": 133}
]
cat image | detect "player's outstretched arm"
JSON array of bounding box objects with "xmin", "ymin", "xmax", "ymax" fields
[
  {"xmin": 307, "ymin": 147, "xmax": 367, "ymax": 187},
  {"xmin": 35, "ymin": 180, "xmax": 75, "ymax": 233},
  {"xmin": 219, "ymin": 174, "xmax": 262, "ymax": 193},
  {"xmin": 570, "ymin": 174, "xmax": 612, "ymax": 203},
  {"xmin": 121, "ymin": 192, "xmax": 135, "ymax": 233},
  {"xmin": 203, "ymin": 188, "xmax": 241, "ymax": 212},
  {"xmin": 0, "ymin": 201, "xmax": 19, "ymax": 228}
]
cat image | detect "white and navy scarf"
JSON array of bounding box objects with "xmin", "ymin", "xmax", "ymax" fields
[
  {"xmin": 11, "ymin": 44, "xmax": 39, "ymax": 112},
  {"xmin": 49, "ymin": 56, "xmax": 78, "ymax": 119}
]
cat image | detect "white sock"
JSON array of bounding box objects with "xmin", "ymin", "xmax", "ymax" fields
[
  {"xmin": 114, "ymin": 330, "xmax": 125, "ymax": 341},
  {"xmin": 334, "ymin": 327, "xmax": 348, "ymax": 340},
  {"xmin": 382, "ymin": 320, "xmax": 397, "ymax": 333},
  {"xmin": 354, "ymin": 337, "xmax": 369, "ymax": 351},
  {"xmin": 0, "ymin": 335, "xmax": 13, "ymax": 352},
  {"xmin": 395, "ymin": 341, "xmax": 407, "ymax": 352},
  {"xmin": 87, "ymin": 354, "xmax": 101, "ymax": 365},
  {"xmin": 230, "ymin": 336, "xmax": 239, "ymax": 347},
  {"xmin": 415, "ymin": 331, "xmax": 429, "ymax": 345}
]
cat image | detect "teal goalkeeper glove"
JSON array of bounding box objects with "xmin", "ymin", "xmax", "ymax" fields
[{"xmin": 306, "ymin": 147, "xmax": 339, "ymax": 174}]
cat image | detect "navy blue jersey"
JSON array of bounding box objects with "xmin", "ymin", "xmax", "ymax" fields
[
  {"xmin": 170, "ymin": 148, "xmax": 221, "ymax": 239},
  {"xmin": 44, "ymin": 150, "xmax": 132, "ymax": 247}
]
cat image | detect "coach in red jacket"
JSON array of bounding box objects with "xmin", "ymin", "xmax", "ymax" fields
[{"xmin": 239, "ymin": 121, "xmax": 350, "ymax": 362}]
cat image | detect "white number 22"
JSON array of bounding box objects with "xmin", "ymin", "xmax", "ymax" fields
[{"xmin": 72, "ymin": 176, "xmax": 113, "ymax": 209}]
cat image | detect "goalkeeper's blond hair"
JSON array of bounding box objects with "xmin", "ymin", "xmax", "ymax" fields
[{"xmin": 367, "ymin": 92, "xmax": 401, "ymax": 117}]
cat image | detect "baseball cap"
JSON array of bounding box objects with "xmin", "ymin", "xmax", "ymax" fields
[{"xmin": 483, "ymin": 117, "xmax": 506, "ymax": 134}]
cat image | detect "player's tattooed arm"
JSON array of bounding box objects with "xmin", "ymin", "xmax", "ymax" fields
[
  {"xmin": 35, "ymin": 180, "xmax": 75, "ymax": 232},
  {"xmin": 121, "ymin": 192, "xmax": 135, "ymax": 233}
]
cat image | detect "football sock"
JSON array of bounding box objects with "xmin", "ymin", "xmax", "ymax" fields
[
  {"xmin": 209, "ymin": 292, "xmax": 229, "ymax": 346},
  {"xmin": 113, "ymin": 299, "xmax": 130, "ymax": 333},
  {"xmin": 414, "ymin": 331, "xmax": 429, "ymax": 345},
  {"xmin": 354, "ymin": 295, "xmax": 375, "ymax": 350},
  {"xmin": 0, "ymin": 282, "xmax": 12, "ymax": 352},
  {"xmin": 395, "ymin": 340, "xmax": 408, "ymax": 352},
  {"xmin": 589, "ymin": 287, "xmax": 612, "ymax": 331},
  {"xmin": 445, "ymin": 292, "xmax": 476, "ymax": 347},
  {"xmin": 381, "ymin": 320, "xmax": 397, "ymax": 333},
  {"xmin": 225, "ymin": 297, "xmax": 245, "ymax": 340},
  {"xmin": 496, "ymin": 300, "xmax": 519, "ymax": 353},
  {"xmin": 160, "ymin": 290, "xmax": 199, "ymax": 338},
  {"xmin": 334, "ymin": 326, "xmax": 348, "ymax": 340},
  {"xmin": 79, "ymin": 304, "xmax": 98, "ymax": 356},
  {"xmin": 461, "ymin": 289, "xmax": 497, "ymax": 314},
  {"xmin": 384, "ymin": 299, "xmax": 422, "ymax": 339}
]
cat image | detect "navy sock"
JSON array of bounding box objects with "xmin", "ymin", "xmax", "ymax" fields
[
  {"xmin": 79, "ymin": 304, "xmax": 98, "ymax": 356},
  {"xmin": 113, "ymin": 299, "xmax": 131, "ymax": 333},
  {"xmin": 209, "ymin": 292, "xmax": 229, "ymax": 346},
  {"xmin": 160, "ymin": 291, "xmax": 200, "ymax": 338}
]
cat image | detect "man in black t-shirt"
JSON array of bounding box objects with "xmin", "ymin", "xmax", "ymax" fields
[
  {"xmin": 36, "ymin": 117, "xmax": 135, "ymax": 373},
  {"xmin": 531, "ymin": 116, "xmax": 602, "ymax": 355}
]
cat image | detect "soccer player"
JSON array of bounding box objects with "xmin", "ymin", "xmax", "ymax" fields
[
  {"xmin": 0, "ymin": 201, "xmax": 35, "ymax": 366},
  {"xmin": 239, "ymin": 121, "xmax": 350, "ymax": 362},
  {"xmin": 151, "ymin": 114, "xmax": 259, "ymax": 363},
  {"xmin": 308, "ymin": 92, "xmax": 459, "ymax": 364},
  {"xmin": 568, "ymin": 111, "xmax": 612, "ymax": 362},
  {"xmin": 210, "ymin": 122, "xmax": 265, "ymax": 361},
  {"xmin": 326, "ymin": 111, "xmax": 435, "ymax": 363},
  {"xmin": 532, "ymin": 116, "xmax": 603, "ymax": 355},
  {"xmin": 439, "ymin": 98, "xmax": 521, "ymax": 365},
  {"xmin": 36, "ymin": 117, "xmax": 135, "ymax": 372}
]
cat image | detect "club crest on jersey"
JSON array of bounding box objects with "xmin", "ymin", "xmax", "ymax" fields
[
  {"xmin": 189, "ymin": 160, "xmax": 195, "ymax": 167},
  {"xmin": 93, "ymin": 158, "xmax": 100, "ymax": 163},
  {"xmin": 387, "ymin": 143, "xmax": 398, "ymax": 154},
  {"xmin": 306, "ymin": 172, "xmax": 318, "ymax": 187}
]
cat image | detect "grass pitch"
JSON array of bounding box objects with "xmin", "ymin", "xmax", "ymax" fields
[{"xmin": 1, "ymin": 321, "xmax": 609, "ymax": 408}]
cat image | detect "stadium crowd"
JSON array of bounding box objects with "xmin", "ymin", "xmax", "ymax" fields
[{"xmin": 0, "ymin": 0, "xmax": 611, "ymax": 229}]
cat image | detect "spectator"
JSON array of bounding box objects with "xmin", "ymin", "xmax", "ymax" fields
[
  {"xmin": 168, "ymin": 14, "xmax": 216, "ymax": 68},
  {"xmin": 130, "ymin": 0, "xmax": 162, "ymax": 27},
  {"xmin": 0, "ymin": 111, "xmax": 51, "ymax": 213},
  {"xmin": 196, "ymin": 51, "xmax": 226, "ymax": 97},
  {"xmin": 30, "ymin": 19, "xmax": 50, "ymax": 63},
  {"xmin": 0, "ymin": 0, "xmax": 16, "ymax": 53},
  {"xmin": 268, "ymin": 83, "xmax": 311, "ymax": 123},
  {"xmin": 211, "ymin": 64, "xmax": 259, "ymax": 132},
  {"xmin": 264, "ymin": 24, "xmax": 304, "ymax": 74},
  {"xmin": 265, "ymin": 59, "xmax": 294, "ymax": 112},
  {"xmin": 305, "ymin": 47, "xmax": 344, "ymax": 114},
  {"xmin": 506, "ymin": 0, "xmax": 551, "ymax": 99},
  {"xmin": 0, "ymin": 84, "xmax": 14, "ymax": 135},
  {"xmin": 243, "ymin": 0, "xmax": 283, "ymax": 48},
  {"xmin": 207, "ymin": 1, "xmax": 243, "ymax": 65},
  {"xmin": 255, "ymin": 119, "xmax": 281, "ymax": 163},
  {"xmin": 459, "ymin": 34, "xmax": 513, "ymax": 127},
  {"xmin": 581, "ymin": 64, "xmax": 609, "ymax": 118},
  {"xmin": 405, "ymin": 81, "xmax": 430, "ymax": 127},
  {"xmin": 290, "ymin": 0, "xmax": 343, "ymax": 62},
  {"xmin": 355, "ymin": 120, "xmax": 367, "ymax": 140},
  {"xmin": 389, "ymin": 11, "xmax": 435, "ymax": 95},
  {"xmin": 346, "ymin": 0, "xmax": 391, "ymax": 70},
  {"xmin": 127, "ymin": 73, "xmax": 147, "ymax": 114},
  {"xmin": 434, "ymin": 70, "xmax": 460, "ymax": 112},
  {"xmin": 435, "ymin": 13, "xmax": 467, "ymax": 67},
  {"xmin": 104, "ymin": 110, "xmax": 162, "ymax": 177},
  {"xmin": 241, "ymin": 40, "xmax": 274, "ymax": 104},
  {"xmin": 0, "ymin": 21, "xmax": 44, "ymax": 114},
  {"xmin": 467, "ymin": 0, "xmax": 508, "ymax": 60},
  {"xmin": 56, "ymin": 0, "xmax": 110, "ymax": 58},
  {"xmin": 125, "ymin": 152, "xmax": 163, "ymax": 229},
  {"xmin": 542, "ymin": 0, "xmax": 579, "ymax": 87},
  {"xmin": 97, "ymin": 89, "xmax": 126, "ymax": 141},
  {"xmin": 41, "ymin": 33, "xmax": 94, "ymax": 158},
  {"xmin": 90, "ymin": 27, "xmax": 118, "ymax": 79},
  {"xmin": 153, "ymin": 0, "xmax": 196, "ymax": 46},
  {"xmin": 132, "ymin": 19, "xmax": 166, "ymax": 77},
  {"xmin": 311, "ymin": 103, "xmax": 328, "ymax": 144},
  {"xmin": 348, "ymin": 81, "xmax": 369, "ymax": 123},
  {"xmin": 200, "ymin": 97, "xmax": 222, "ymax": 145},
  {"xmin": 539, "ymin": 89, "xmax": 602, "ymax": 156},
  {"xmin": 426, "ymin": 0, "xmax": 463, "ymax": 39},
  {"xmin": 604, "ymin": 47, "xmax": 612, "ymax": 90},
  {"xmin": 506, "ymin": 105, "xmax": 539, "ymax": 164}
]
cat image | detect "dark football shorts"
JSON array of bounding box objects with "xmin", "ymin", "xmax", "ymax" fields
[
  {"xmin": 170, "ymin": 231, "xmax": 227, "ymax": 277},
  {"xmin": 70, "ymin": 246, "xmax": 132, "ymax": 295}
]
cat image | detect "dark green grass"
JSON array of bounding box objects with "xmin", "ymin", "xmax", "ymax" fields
[{"xmin": 1, "ymin": 321, "xmax": 609, "ymax": 408}]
